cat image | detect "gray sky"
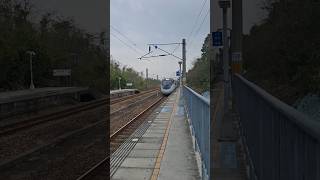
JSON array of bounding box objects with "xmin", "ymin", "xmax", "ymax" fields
[{"xmin": 111, "ymin": 0, "xmax": 268, "ymax": 79}]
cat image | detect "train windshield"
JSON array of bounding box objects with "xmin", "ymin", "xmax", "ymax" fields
[{"xmin": 162, "ymin": 79, "xmax": 173, "ymax": 89}]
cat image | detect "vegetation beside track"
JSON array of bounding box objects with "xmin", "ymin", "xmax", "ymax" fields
[
  {"xmin": 243, "ymin": 0, "xmax": 320, "ymax": 105},
  {"xmin": 110, "ymin": 58, "xmax": 160, "ymax": 90},
  {"xmin": 0, "ymin": 0, "xmax": 107, "ymax": 93}
]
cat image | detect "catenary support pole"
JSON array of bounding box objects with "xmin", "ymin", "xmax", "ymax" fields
[
  {"xmin": 178, "ymin": 61, "xmax": 182, "ymax": 87},
  {"xmin": 219, "ymin": 0, "xmax": 231, "ymax": 114},
  {"xmin": 182, "ymin": 39, "xmax": 186, "ymax": 86}
]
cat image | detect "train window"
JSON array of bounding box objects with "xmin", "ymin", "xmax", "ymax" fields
[
  {"xmin": 162, "ymin": 79, "xmax": 173, "ymax": 89},
  {"xmin": 162, "ymin": 80, "xmax": 172, "ymax": 86}
]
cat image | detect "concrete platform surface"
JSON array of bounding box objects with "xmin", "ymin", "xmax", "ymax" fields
[
  {"xmin": 158, "ymin": 89, "xmax": 201, "ymax": 180},
  {"xmin": 110, "ymin": 89, "xmax": 137, "ymax": 94},
  {"xmin": 0, "ymin": 87, "xmax": 88, "ymax": 104},
  {"xmin": 111, "ymin": 88, "xmax": 200, "ymax": 180}
]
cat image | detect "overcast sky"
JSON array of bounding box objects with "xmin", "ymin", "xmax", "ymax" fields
[
  {"xmin": 111, "ymin": 0, "xmax": 268, "ymax": 79},
  {"xmin": 32, "ymin": 0, "xmax": 267, "ymax": 79}
]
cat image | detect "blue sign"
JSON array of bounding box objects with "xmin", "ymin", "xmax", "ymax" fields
[
  {"xmin": 176, "ymin": 70, "xmax": 180, "ymax": 76},
  {"xmin": 212, "ymin": 31, "xmax": 223, "ymax": 47}
]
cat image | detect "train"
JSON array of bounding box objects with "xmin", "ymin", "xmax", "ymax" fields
[{"xmin": 160, "ymin": 78, "xmax": 177, "ymax": 96}]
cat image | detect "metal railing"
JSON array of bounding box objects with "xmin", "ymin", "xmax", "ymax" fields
[
  {"xmin": 183, "ymin": 86, "xmax": 210, "ymax": 180},
  {"xmin": 233, "ymin": 74, "xmax": 320, "ymax": 180}
]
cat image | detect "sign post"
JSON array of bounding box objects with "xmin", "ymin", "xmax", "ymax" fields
[
  {"xmin": 53, "ymin": 69, "xmax": 71, "ymax": 76},
  {"xmin": 53, "ymin": 69, "xmax": 71, "ymax": 87},
  {"xmin": 176, "ymin": 70, "xmax": 180, "ymax": 77}
]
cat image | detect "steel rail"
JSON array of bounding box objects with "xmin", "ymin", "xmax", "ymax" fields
[
  {"xmin": 76, "ymin": 96, "xmax": 164, "ymax": 180},
  {"xmin": 110, "ymin": 88, "xmax": 159, "ymax": 104},
  {"xmin": 0, "ymin": 99, "xmax": 107, "ymax": 136},
  {"xmin": 0, "ymin": 89, "xmax": 159, "ymax": 136}
]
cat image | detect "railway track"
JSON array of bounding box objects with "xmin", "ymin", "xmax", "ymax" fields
[
  {"xmin": 0, "ymin": 88, "xmax": 163, "ymax": 179},
  {"xmin": 0, "ymin": 119, "xmax": 107, "ymax": 179},
  {"xmin": 110, "ymin": 88, "xmax": 159, "ymax": 104},
  {"xmin": 0, "ymin": 89, "xmax": 159, "ymax": 136},
  {"xmin": 76, "ymin": 95, "xmax": 166, "ymax": 180},
  {"xmin": 110, "ymin": 95, "xmax": 165, "ymax": 151},
  {"xmin": 0, "ymin": 99, "xmax": 107, "ymax": 136}
]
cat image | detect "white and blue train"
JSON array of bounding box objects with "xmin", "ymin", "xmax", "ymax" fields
[{"xmin": 160, "ymin": 78, "xmax": 177, "ymax": 96}]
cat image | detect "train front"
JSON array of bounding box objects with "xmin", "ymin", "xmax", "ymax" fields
[{"xmin": 160, "ymin": 78, "xmax": 175, "ymax": 96}]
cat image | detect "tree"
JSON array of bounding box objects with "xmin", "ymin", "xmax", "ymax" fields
[
  {"xmin": 243, "ymin": 0, "xmax": 320, "ymax": 104},
  {"xmin": 0, "ymin": 0, "xmax": 108, "ymax": 93},
  {"xmin": 186, "ymin": 34, "xmax": 211, "ymax": 93}
]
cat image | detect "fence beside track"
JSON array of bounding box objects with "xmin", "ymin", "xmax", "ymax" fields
[{"xmin": 233, "ymin": 74, "xmax": 320, "ymax": 180}]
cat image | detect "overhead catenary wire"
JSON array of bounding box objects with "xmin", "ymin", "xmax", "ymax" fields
[
  {"xmin": 188, "ymin": 8, "xmax": 210, "ymax": 49},
  {"xmin": 171, "ymin": 43, "xmax": 180, "ymax": 54},
  {"xmin": 186, "ymin": 0, "xmax": 208, "ymax": 42},
  {"xmin": 154, "ymin": 46, "xmax": 183, "ymax": 61},
  {"xmin": 111, "ymin": 25, "xmax": 137, "ymax": 46},
  {"xmin": 111, "ymin": 32, "xmax": 142, "ymax": 55},
  {"xmin": 111, "ymin": 25, "xmax": 145, "ymax": 53},
  {"xmin": 171, "ymin": 0, "xmax": 208, "ymax": 54},
  {"xmin": 171, "ymin": 0, "xmax": 207, "ymax": 57},
  {"xmin": 138, "ymin": 45, "xmax": 183, "ymax": 61},
  {"xmin": 138, "ymin": 54, "xmax": 169, "ymax": 59},
  {"xmin": 137, "ymin": 50, "xmax": 154, "ymax": 60},
  {"xmin": 147, "ymin": 43, "xmax": 181, "ymax": 46}
]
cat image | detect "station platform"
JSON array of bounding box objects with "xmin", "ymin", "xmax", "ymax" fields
[
  {"xmin": 110, "ymin": 89, "xmax": 138, "ymax": 98},
  {"xmin": 111, "ymin": 88, "xmax": 200, "ymax": 180},
  {"xmin": 0, "ymin": 87, "xmax": 90, "ymax": 119},
  {"xmin": 0, "ymin": 87, "xmax": 88, "ymax": 104}
]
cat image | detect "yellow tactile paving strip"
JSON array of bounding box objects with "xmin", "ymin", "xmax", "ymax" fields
[{"xmin": 150, "ymin": 91, "xmax": 179, "ymax": 180}]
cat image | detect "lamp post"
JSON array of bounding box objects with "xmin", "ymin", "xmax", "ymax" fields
[
  {"xmin": 118, "ymin": 77, "xmax": 121, "ymax": 90},
  {"xmin": 146, "ymin": 68, "xmax": 148, "ymax": 90},
  {"xmin": 26, "ymin": 51, "xmax": 36, "ymax": 89}
]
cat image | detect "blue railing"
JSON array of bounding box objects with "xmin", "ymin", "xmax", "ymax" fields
[
  {"xmin": 183, "ymin": 86, "xmax": 210, "ymax": 180},
  {"xmin": 233, "ymin": 74, "xmax": 320, "ymax": 180}
]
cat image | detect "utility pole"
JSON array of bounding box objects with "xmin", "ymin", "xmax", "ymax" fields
[
  {"xmin": 26, "ymin": 51, "xmax": 36, "ymax": 89},
  {"xmin": 219, "ymin": 0, "xmax": 231, "ymax": 114},
  {"xmin": 231, "ymin": 0, "xmax": 243, "ymax": 74},
  {"xmin": 146, "ymin": 68, "xmax": 148, "ymax": 89},
  {"xmin": 182, "ymin": 39, "xmax": 186, "ymax": 86},
  {"xmin": 157, "ymin": 75, "xmax": 159, "ymax": 81}
]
